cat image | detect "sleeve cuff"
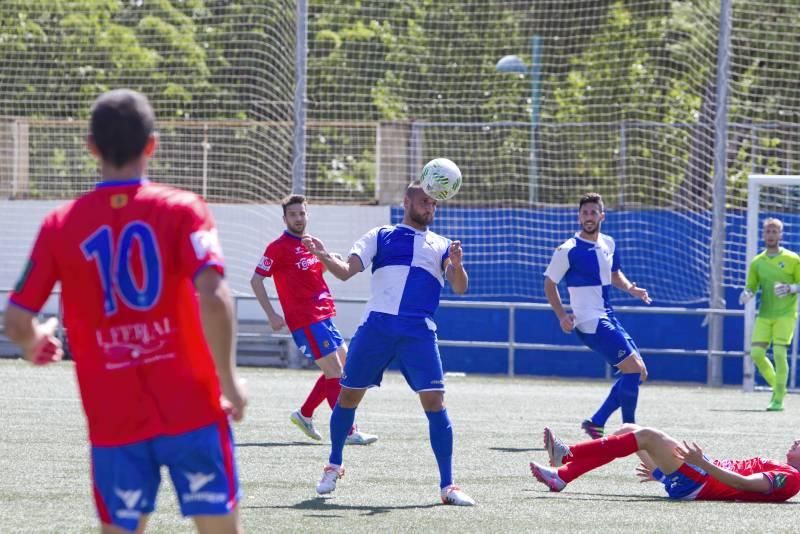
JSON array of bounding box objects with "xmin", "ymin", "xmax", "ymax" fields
[{"xmin": 7, "ymin": 297, "xmax": 42, "ymax": 315}]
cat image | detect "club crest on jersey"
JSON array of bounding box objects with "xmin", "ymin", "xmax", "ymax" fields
[
  {"xmin": 190, "ymin": 228, "xmax": 223, "ymax": 260},
  {"xmin": 779, "ymin": 261, "xmax": 785, "ymax": 269},
  {"xmin": 110, "ymin": 193, "xmax": 128, "ymax": 208}
]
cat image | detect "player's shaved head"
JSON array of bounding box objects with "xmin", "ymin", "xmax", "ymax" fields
[
  {"xmin": 89, "ymin": 89, "xmax": 155, "ymax": 168},
  {"xmin": 403, "ymin": 179, "xmax": 437, "ymax": 229},
  {"xmin": 406, "ymin": 180, "xmax": 426, "ymax": 199}
]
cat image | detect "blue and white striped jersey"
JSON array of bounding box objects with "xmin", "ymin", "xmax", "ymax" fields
[
  {"xmin": 349, "ymin": 224, "xmax": 451, "ymax": 319},
  {"xmin": 544, "ymin": 232, "xmax": 620, "ymax": 330}
]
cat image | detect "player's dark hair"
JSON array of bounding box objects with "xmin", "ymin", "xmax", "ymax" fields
[
  {"xmin": 579, "ymin": 192, "xmax": 604, "ymax": 212},
  {"xmin": 89, "ymin": 89, "xmax": 155, "ymax": 168},
  {"xmin": 281, "ymin": 194, "xmax": 306, "ymax": 214}
]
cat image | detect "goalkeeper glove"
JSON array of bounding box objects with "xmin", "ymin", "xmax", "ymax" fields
[
  {"xmin": 774, "ymin": 283, "xmax": 800, "ymax": 298},
  {"xmin": 738, "ymin": 289, "xmax": 754, "ymax": 305}
]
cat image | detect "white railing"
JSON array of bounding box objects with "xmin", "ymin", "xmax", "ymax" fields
[
  {"xmin": 6, "ymin": 288, "xmax": 795, "ymax": 388},
  {"xmin": 233, "ymin": 294, "xmax": 758, "ymax": 385}
]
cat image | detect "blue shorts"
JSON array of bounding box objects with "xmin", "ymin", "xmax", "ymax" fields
[
  {"xmin": 91, "ymin": 420, "xmax": 240, "ymax": 531},
  {"xmin": 291, "ymin": 318, "xmax": 344, "ymax": 360},
  {"xmin": 341, "ymin": 312, "xmax": 444, "ymax": 392},
  {"xmin": 659, "ymin": 463, "xmax": 707, "ymax": 500},
  {"xmin": 575, "ymin": 314, "xmax": 639, "ymax": 367}
]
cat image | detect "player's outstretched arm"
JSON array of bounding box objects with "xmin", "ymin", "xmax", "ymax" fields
[
  {"xmin": 4, "ymin": 306, "xmax": 63, "ymax": 365},
  {"xmin": 196, "ymin": 268, "xmax": 247, "ymax": 421},
  {"xmin": 673, "ymin": 441, "xmax": 771, "ymax": 493},
  {"xmin": 302, "ymin": 236, "xmax": 362, "ymax": 281},
  {"xmin": 445, "ymin": 240, "xmax": 468, "ymax": 294}
]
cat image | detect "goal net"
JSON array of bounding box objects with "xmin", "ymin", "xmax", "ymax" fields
[{"xmin": 1, "ymin": 1, "xmax": 800, "ymax": 312}]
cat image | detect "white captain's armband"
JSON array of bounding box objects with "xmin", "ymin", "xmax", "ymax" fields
[
  {"xmin": 257, "ymin": 255, "xmax": 273, "ymax": 273},
  {"xmin": 190, "ymin": 228, "xmax": 223, "ymax": 260}
]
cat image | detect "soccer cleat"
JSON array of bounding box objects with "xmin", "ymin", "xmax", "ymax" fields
[
  {"xmin": 316, "ymin": 464, "xmax": 344, "ymax": 495},
  {"xmin": 530, "ymin": 461, "xmax": 567, "ymax": 492},
  {"xmin": 440, "ymin": 484, "xmax": 475, "ymax": 506},
  {"xmin": 543, "ymin": 427, "xmax": 571, "ymax": 467},
  {"xmin": 291, "ymin": 410, "xmax": 323, "ymax": 441},
  {"xmin": 581, "ymin": 419, "xmax": 604, "ymax": 440},
  {"xmin": 767, "ymin": 399, "xmax": 785, "ymax": 412},
  {"xmin": 345, "ymin": 426, "xmax": 378, "ymax": 445}
]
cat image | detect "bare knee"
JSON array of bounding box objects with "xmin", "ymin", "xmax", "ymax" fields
[
  {"xmin": 612, "ymin": 423, "xmax": 641, "ymax": 436},
  {"xmin": 419, "ymin": 391, "xmax": 445, "ymax": 412},
  {"xmin": 617, "ymin": 352, "xmax": 647, "ymax": 381},
  {"xmin": 632, "ymin": 427, "xmax": 668, "ymax": 448},
  {"xmin": 316, "ymin": 352, "xmax": 344, "ymax": 378},
  {"xmin": 338, "ymin": 387, "xmax": 365, "ymax": 409}
]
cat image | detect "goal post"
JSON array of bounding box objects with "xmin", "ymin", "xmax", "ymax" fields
[{"xmin": 743, "ymin": 175, "xmax": 800, "ymax": 392}]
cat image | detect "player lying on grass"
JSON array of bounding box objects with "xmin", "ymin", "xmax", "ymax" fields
[{"xmin": 530, "ymin": 424, "xmax": 800, "ymax": 502}]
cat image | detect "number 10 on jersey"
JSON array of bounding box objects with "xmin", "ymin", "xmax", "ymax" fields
[{"xmin": 81, "ymin": 222, "xmax": 163, "ymax": 315}]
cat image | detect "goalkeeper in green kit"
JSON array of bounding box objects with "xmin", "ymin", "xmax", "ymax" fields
[{"xmin": 740, "ymin": 218, "xmax": 800, "ymax": 411}]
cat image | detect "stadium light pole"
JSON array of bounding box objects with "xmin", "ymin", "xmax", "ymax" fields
[{"xmin": 495, "ymin": 35, "xmax": 542, "ymax": 204}]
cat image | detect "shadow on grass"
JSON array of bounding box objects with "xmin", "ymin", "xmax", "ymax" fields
[
  {"xmin": 708, "ymin": 409, "xmax": 773, "ymax": 413},
  {"xmin": 236, "ymin": 441, "xmax": 319, "ymax": 448},
  {"xmin": 490, "ymin": 446, "xmax": 543, "ymax": 453},
  {"xmin": 525, "ymin": 489, "xmax": 800, "ymax": 504},
  {"xmin": 524, "ymin": 489, "xmax": 667, "ymax": 503},
  {"xmin": 245, "ymin": 497, "xmax": 441, "ymax": 516}
]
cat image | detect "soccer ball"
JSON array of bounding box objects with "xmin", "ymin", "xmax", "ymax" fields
[{"xmin": 420, "ymin": 158, "xmax": 462, "ymax": 201}]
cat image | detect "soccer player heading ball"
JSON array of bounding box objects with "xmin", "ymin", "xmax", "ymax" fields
[
  {"xmin": 740, "ymin": 217, "xmax": 800, "ymax": 411},
  {"xmin": 302, "ymin": 180, "xmax": 475, "ymax": 506},
  {"xmin": 5, "ymin": 89, "xmax": 247, "ymax": 532}
]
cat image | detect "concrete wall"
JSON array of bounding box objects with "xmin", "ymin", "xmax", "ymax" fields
[{"xmin": 0, "ymin": 200, "xmax": 388, "ymax": 338}]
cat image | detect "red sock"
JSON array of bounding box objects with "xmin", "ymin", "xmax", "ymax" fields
[
  {"xmin": 557, "ymin": 432, "xmax": 639, "ymax": 483},
  {"xmin": 324, "ymin": 377, "xmax": 341, "ymax": 410},
  {"xmin": 300, "ymin": 374, "xmax": 327, "ymax": 418}
]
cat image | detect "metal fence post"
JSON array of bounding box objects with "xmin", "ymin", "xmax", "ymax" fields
[
  {"xmin": 707, "ymin": 0, "xmax": 733, "ymax": 386},
  {"xmin": 508, "ymin": 306, "xmax": 515, "ymax": 377},
  {"xmin": 292, "ymin": 0, "xmax": 308, "ymax": 195}
]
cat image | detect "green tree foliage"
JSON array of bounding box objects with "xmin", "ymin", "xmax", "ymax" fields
[
  {"xmin": 0, "ymin": 0, "xmax": 216, "ymax": 118},
  {"xmin": 3, "ymin": 1, "xmax": 800, "ymax": 205}
]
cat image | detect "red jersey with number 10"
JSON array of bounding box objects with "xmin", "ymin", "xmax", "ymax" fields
[
  {"xmin": 9, "ymin": 179, "xmax": 227, "ymax": 447},
  {"xmin": 254, "ymin": 231, "xmax": 335, "ymax": 331}
]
